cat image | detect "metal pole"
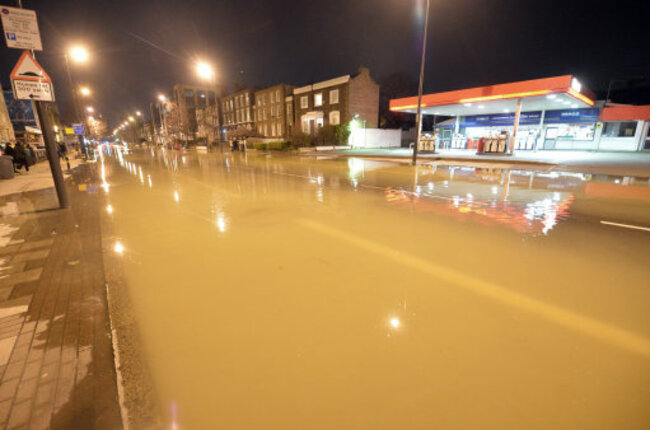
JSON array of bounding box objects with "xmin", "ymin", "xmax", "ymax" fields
[
  {"xmin": 412, "ymin": 0, "xmax": 430, "ymax": 166},
  {"xmin": 510, "ymin": 98, "xmax": 522, "ymax": 154},
  {"xmin": 35, "ymin": 103, "xmax": 69, "ymax": 208}
]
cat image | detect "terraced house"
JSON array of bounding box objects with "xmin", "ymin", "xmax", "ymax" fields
[
  {"xmin": 253, "ymin": 84, "xmax": 294, "ymax": 139},
  {"xmin": 293, "ymin": 67, "xmax": 380, "ymax": 135},
  {"xmin": 221, "ymin": 88, "xmax": 255, "ymax": 138}
]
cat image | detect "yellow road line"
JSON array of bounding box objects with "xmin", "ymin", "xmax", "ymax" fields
[{"xmin": 297, "ymin": 218, "xmax": 650, "ymax": 359}]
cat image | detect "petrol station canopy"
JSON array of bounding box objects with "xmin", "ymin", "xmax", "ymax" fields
[{"xmin": 389, "ymin": 75, "xmax": 597, "ymax": 117}]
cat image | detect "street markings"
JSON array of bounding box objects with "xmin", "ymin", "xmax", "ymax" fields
[
  {"xmin": 600, "ymin": 221, "xmax": 650, "ymax": 232},
  {"xmin": 297, "ymin": 218, "xmax": 650, "ymax": 360}
]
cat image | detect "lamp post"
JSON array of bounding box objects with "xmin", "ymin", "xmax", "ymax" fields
[
  {"xmin": 63, "ymin": 45, "xmax": 91, "ymax": 157},
  {"xmin": 196, "ymin": 60, "xmax": 217, "ymax": 148},
  {"xmin": 412, "ymin": 0, "xmax": 431, "ymax": 166}
]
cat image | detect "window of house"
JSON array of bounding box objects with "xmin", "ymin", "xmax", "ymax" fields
[
  {"xmin": 276, "ymin": 90, "xmax": 281, "ymax": 102},
  {"xmin": 329, "ymin": 110, "xmax": 340, "ymax": 125},
  {"xmin": 301, "ymin": 96, "xmax": 308, "ymax": 109},
  {"xmin": 277, "ymin": 122, "xmax": 282, "ymax": 135},
  {"xmin": 246, "ymin": 96, "xmax": 250, "ymax": 106},
  {"xmin": 272, "ymin": 123, "xmax": 276, "ymax": 136},
  {"xmin": 314, "ymin": 93, "xmax": 323, "ymax": 107},
  {"xmin": 264, "ymin": 124, "xmax": 268, "ymax": 136},
  {"xmin": 316, "ymin": 118, "xmax": 324, "ymax": 128},
  {"xmin": 258, "ymin": 126, "xmax": 263, "ymax": 135},
  {"xmin": 603, "ymin": 121, "xmax": 637, "ymax": 137},
  {"xmin": 330, "ymin": 89, "xmax": 339, "ymax": 104},
  {"xmin": 246, "ymin": 110, "xmax": 251, "ymax": 122}
]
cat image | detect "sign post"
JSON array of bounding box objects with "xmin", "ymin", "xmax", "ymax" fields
[{"xmin": 3, "ymin": 4, "xmax": 69, "ymax": 209}]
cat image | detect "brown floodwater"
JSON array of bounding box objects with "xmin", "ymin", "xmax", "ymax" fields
[{"xmin": 99, "ymin": 146, "xmax": 650, "ymax": 429}]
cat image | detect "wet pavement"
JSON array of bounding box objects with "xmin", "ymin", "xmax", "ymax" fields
[
  {"xmin": 0, "ymin": 165, "xmax": 121, "ymax": 430},
  {"xmin": 101, "ymin": 146, "xmax": 650, "ymax": 429}
]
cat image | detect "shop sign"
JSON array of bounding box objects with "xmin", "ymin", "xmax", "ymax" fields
[
  {"xmin": 543, "ymin": 108, "xmax": 599, "ymax": 124},
  {"xmin": 462, "ymin": 111, "xmax": 542, "ymax": 127}
]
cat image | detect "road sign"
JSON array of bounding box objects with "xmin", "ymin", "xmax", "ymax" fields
[
  {"xmin": 64, "ymin": 127, "xmax": 75, "ymax": 135},
  {"xmin": 72, "ymin": 124, "xmax": 86, "ymax": 135},
  {"xmin": 10, "ymin": 51, "xmax": 54, "ymax": 102},
  {"xmin": 0, "ymin": 6, "xmax": 42, "ymax": 51}
]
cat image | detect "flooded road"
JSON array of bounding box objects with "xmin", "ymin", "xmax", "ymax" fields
[{"xmin": 99, "ymin": 147, "xmax": 650, "ymax": 429}]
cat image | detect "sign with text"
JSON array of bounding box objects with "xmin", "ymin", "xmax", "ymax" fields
[
  {"xmin": 10, "ymin": 51, "xmax": 54, "ymax": 102},
  {"xmin": 72, "ymin": 124, "xmax": 86, "ymax": 135},
  {"xmin": 0, "ymin": 6, "xmax": 42, "ymax": 51}
]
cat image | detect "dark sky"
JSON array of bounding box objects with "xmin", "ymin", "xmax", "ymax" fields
[{"xmin": 1, "ymin": 0, "xmax": 648, "ymax": 126}]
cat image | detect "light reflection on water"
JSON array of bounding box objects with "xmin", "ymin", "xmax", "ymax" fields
[{"xmin": 99, "ymin": 146, "xmax": 650, "ymax": 430}]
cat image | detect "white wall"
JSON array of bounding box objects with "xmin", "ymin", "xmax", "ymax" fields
[{"xmin": 349, "ymin": 128, "xmax": 401, "ymax": 148}]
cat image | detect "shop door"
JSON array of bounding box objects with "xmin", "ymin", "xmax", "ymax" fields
[
  {"xmin": 543, "ymin": 127, "xmax": 558, "ymax": 149},
  {"xmin": 441, "ymin": 129, "xmax": 452, "ymax": 149}
]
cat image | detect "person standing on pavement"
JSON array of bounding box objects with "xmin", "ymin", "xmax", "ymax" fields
[
  {"xmin": 57, "ymin": 142, "xmax": 71, "ymax": 170},
  {"xmin": 13, "ymin": 141, "xmax": 29, "ymax": 173}
]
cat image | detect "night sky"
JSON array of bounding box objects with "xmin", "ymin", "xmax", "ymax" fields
[{"xmin": 1, "ymin": 0, "xmax": 648, "ymax": 126}]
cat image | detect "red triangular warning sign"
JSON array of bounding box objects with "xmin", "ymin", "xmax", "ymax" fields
[{"xmin": 10, "ymin": 51, "xmax": 52, "ymax": 83}]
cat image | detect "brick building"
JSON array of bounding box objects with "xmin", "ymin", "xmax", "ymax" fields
[
  {"xmin": 0, "ymin": 88, "xmax": 15, "ymax": 143},
  {"xmin": 172, "ymin": 84, "xmax": 221, "ymax": 141},
  {"xmin": 293, "ymin": 67, "xmax": 379, "ymax": 135},
  {"xmin": 195, "ymin": 104, "xmax": 220, "ymax": 144},
  {"xmin": 221, "ymin": 88, "xmax": 255, "ymax": 138},
  {"xmin": 253, "ymin": 84, "xmax": 294, "ymax": 139}
]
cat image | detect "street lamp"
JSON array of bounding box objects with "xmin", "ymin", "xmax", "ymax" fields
[
  {"xmin": 86, "ymin": 106, "xmax": 94, "ymax": 113},
  {"xmin": 128, "ymin": 116, "xmax": 135, "ymax": 122},
  {"xmin": 69, "ymin": 45, "xmax": 89, "ymax": 63},
  {"xmin": 412, "ymin": 0, "xmax": 431, "ymax": 166},
  {"xmin": 80, "ymin": 86, "xmax": 91, "ymax": 96},
  {"xmin": 158, "ymin": 94, "xmax": 167, "ymax": 102},
  {"xmin": 196, "ymin": 61, "xmax": 215, "ymax": 81},
  {"xmin": 136, "ymin": 111, "xmax": 142, "ymax": 117}
]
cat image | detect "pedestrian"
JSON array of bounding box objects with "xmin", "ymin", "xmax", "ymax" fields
[
  {"xmin": 13, "ymin": 141, "xmax": 29, "ymax": 173},
  {"xmin": 26, "ymin": 143, "xmax": 36, "ymax": 167},
  {"xmin": 57, "ymin": 142, "xmax": 71, "ymax": 170},
  {"xmin": 3, "ymin": 141, "xmax": 15, "ymax": 159}
]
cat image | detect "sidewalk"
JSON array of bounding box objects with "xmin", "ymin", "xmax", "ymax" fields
[
  {"xmin": 0, "ymin": 158, "xmax": 84, "ymax": 201},
  {"xmin": 326, "ymin": 148, "xmax": 650, "ymax": 177},
  {"xmin": 0, "ymin": 164, "xmax": 122, "ymax": 429}
]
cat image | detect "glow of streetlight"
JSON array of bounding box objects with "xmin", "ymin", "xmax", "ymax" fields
[
  {"xmin": 80, "ymin": 87, "xmax": 91, "ymax": 96},
  {"xmin": 135, "ymin": 111, "xmax": 142, "ymax": 116},
  {"xmin": 69, "ymin": 45, "xmax": 89, "ymax": 63},
  {"xmin": 86, "ymin": 106, "xmax": 94, "ymax": 113},
  {"xmin": 158, "ymin": 94, "xmax": 167, "ymax": 102},
  {"xmin": 195, "ymin": 61, "xmax": 215, "ymax": 80},
  {"xmin": 128, "ymin": 116, "xmax": 135, "ymax": 122}
]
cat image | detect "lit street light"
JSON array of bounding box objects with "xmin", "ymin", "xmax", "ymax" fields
[
  {"xmin": 158, "ymin": 94, "xmax": 167, "ymax": 102},
  {"xmin": 80, "ymin": 86, "xmax": 91, "ymax": 96},
  {"xmin": 86, "ymin": 106, "xmax": 94, "ymax": 113},
  {"xmin": 128, "ymin": 116, "xmax": 135, "ymax": 122},
  {"xmin": 69, "ymin": 45, "xmax": 89, "ymax": 63},
  {"xmin": 136, "ymin": 111, "xmax": 142, "ymax": 116},
  {"xmin": 196, "ymin": 61, "xmax": 215, "ymax": 81}
]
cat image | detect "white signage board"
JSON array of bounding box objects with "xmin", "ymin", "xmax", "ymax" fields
[
  {"xmin": 0, "ymin": 6, "xmax": 42, "ymax": 51},
  {"xmin": 11, "ymin": 80, "xmax": 54, "ymax": 102}
]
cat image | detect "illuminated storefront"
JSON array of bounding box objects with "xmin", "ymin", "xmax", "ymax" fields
[{"xmin": 390, "ymin": 75, "xmax": 650, "ymax": 153}]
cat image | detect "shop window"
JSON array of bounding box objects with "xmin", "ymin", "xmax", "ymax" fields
[
  {"xmin": 314, "ymin": 93, "xmax": 323, "ymax": 107},
  {"xmin": 603, "ymin": 121, "xmax": 637, "ymax": 137},
  {"xmin": 330, "ymin": 89, "xmax": 339, "ymax": 104},
  {"xmin": 301, "ymin": 96, "xmax": 308, "ymax": 109}
]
